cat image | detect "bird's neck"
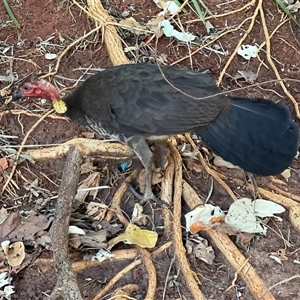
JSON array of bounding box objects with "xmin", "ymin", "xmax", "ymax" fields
[{"xmin": 60, "ymin": 93, "xmax": 89, "ymax": 126}]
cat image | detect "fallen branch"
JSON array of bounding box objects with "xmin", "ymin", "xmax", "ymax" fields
[
  {"xmin": 23, "ymin": 138, "xmax": 134, "ymax": 161},
  {"xmin": 49, "ymin": 146, "xmax": 83, "ymax": 300}
]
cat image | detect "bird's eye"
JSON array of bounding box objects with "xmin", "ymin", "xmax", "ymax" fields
[{"xmin": 23, "ymin": 84, "xmax": 30, "ymax": 90}]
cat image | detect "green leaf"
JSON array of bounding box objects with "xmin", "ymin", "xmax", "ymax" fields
[
  {"xmin": 276, "ymin": 0, "xmax": 300, "ymax": 27},
  {"xmin": 3, "ymin": 0, "xmax": 20, "ymax": 29}
]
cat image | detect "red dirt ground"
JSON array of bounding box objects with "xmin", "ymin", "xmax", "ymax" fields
[{"xmin": 1, "ymin": 0, "xmax": 300, "ymax": 299}]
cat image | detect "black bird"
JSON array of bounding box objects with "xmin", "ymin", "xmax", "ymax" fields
[{"xmin": 12, "ymin": 64, "xmax": 299, "ymax": 203}]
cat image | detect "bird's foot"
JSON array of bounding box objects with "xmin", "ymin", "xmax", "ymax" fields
[
  {"xmin": 125, "ymin": 182, "xmax": 167, "ymax": 206},
  {"xmin": 140, "ymin": 191, "xmax": 167, "ymax": 206}
]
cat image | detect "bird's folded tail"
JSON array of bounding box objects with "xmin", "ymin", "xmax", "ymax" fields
[{"xmin": 196, "ymin": 97, "xmax": 299, "ymax": 175}]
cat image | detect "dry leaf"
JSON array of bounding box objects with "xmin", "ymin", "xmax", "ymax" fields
[
  {"xmin": 237, "ymin": 232, "xmax": 254, "ymax": 247},
  {"xmin": 74, "ymin": 172, "xmax": 101, "ymax": 202},
  {"xmin": 0, "ymin": 157, "xmax": 9, "ymax": 171},
  {"xmin": 281, "ymin": 169, "xmax": 291, "ymax": 181},
  {"xmin": 119, "ymin": 17, "xmax": 145, "ymax": 35},
  {"xmin": 0, "ymin": 212, "xmax": 51, "ymax": 244},
  {"xmin": 0, "ymin": 213, "xmax": 22, "ymax": 242},
  {"xmin": 189, "ymin": 221, "xmax": 206, "ymax": 234},
  {"xmin": 124, "ymin": 224, "xmax": 157, "ymax": 248},
  {"xmin": 101, "ymin": 221, "xmax": 123, "ymax": 236},
  {"xmin": 86, "ymin": 202, "xmax": 108, "ymax": 221},
  {"xmin": 81, "ymin": 159, "xmax": 97, "ymax": 174},
  {"xmin": 147, "ymin": 15, "xmax": 165, "ymax": 38},
  {"xmin": 225, "ymin": 198, "xmax": 285, "ymax": 234},
  {"xmin": 35, "ymin": 231, "xmax": 51, "ymax": 246},
  {"xmin": 16, "ymin": 214, "xmax": 52, "ymax": 241},
  {"xmin": 70, "ymin": 229, "xmax": 108, "ymax": 249},
  {"xmin": 131, "ymin": 203, "xmax": 147, "ymax": 225},
  {"xmin": 186, "ymin": 236, "xmax": 215, "ymax": 265},
  {"xmin": 80, "ymin": 230, "xmax": 107, "ymax": 249},
  {"xmin": 69, "ymin": 234, "xmax": 82, "ymax": 249},
  {"xmin": 1, "ymin": 241, "xmax": 25, "ymax": 267},
  {"xmin": 211, "ymin": 222, "xmax": 240, "ymax": 235}
]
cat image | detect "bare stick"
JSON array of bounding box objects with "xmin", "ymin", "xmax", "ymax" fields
[{"xmin": 49, "ymin": 146, "xmax": 83, "ymax": 300}]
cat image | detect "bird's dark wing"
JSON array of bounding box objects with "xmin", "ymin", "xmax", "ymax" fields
[{"xmin": 66, "ymin": 64, "xmax": 229, "ymax": 136}]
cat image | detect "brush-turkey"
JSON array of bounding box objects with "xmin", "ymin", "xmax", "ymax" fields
[{"xmin": 12, "ymin": 64, "xmax": 299, "ymax": 204}]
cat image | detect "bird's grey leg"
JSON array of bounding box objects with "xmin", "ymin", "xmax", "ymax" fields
[{"xmin": 125, "ymin": 136, "xmax": 163, "ymax": 204}]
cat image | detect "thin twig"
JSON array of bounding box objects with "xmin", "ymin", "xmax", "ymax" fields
[
  {"xmin": 1, "ymin": 109, "xmax": 54, "ymax": 194},
  {"xmin": 216, "ymin": 0, "xmax": 260, "ymax": 85},
  {"xmin": 259, "ymin": 5, "xmax": 300, "ymax": 118}
]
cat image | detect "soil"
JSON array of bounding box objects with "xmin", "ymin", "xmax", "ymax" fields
[{"xmin": 0, "ymin": 0, "xmax": 300, "ymax": 299}]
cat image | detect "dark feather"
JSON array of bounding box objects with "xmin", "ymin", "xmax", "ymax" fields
[
  {"xmin": 197, "ymin": 98, "xmax": 299, "ymax": 175},
  {"xmin": 60, "ymin": 63, "xmax": 299, "ymax": 175},
  {"xmin": 64, "ymin": 64, "xmax": 229, "ymax": 136}
]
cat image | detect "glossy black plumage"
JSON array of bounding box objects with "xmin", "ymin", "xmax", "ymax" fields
[
  {"xmin": 63, "ymin": 64, "xmax": 298, "ymax": 176},
  {"xmin": 64, "ymin": 64, "xmax": 228, "ymax": 136},
  {"xmin": 198, "ymin": 98, "xmax": 298, "ymax": 175},
  {"xmin": 12, "ymin": 63, "xmax": 299, "ymax": 203}
]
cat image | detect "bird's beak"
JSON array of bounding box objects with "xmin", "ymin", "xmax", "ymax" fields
[{"xmin": 12, "ymin": 90, "xmax": 23, "ymax": 101}]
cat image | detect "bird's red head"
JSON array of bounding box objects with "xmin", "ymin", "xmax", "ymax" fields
[
  {"xmin": 12, "ymin": 77, "xmax": 67, "ymax": 113},
  {"xmin": 12, "ymin": 77, "xmax": 60, "ymax": 102}
]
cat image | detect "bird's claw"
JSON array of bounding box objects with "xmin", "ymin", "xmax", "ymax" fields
[
  {"xmin": 140, "ymin": 191, "xmax": 167, "ymax": 206},
  {"xmin": 125, "ymin": 182, "xmax": 168, "ymax": 206}
]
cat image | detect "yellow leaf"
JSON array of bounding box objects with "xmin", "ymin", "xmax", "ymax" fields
[
  {"xmin": 107, "ymin": 224, "xmax": 158, "ymax": 250},
  {"xmin": 124, "ymin": 224, "xmax": 158, "ymax": 248},
  {"xmin": 107, "ymin": 233, "xmax": 128, "ymax": 250}
]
